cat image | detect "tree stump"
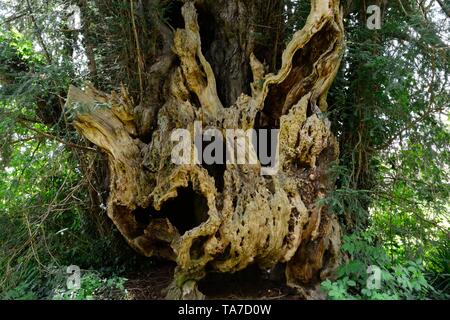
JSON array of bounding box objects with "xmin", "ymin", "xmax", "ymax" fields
[{"xmin": 66, "ymin": 0, "xmax": 345, "ymax": 299}]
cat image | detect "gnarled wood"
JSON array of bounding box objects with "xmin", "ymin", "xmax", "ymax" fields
[{"xmin": 66, "ymin": 0, "xmax": 345, "ymax": 299}]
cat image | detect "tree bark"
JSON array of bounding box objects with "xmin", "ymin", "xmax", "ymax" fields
[{"xmin": 66, "ymin": 0, "xmax": 345, "ymax": 299}]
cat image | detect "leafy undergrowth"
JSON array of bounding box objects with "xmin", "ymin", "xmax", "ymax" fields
[
  {"xmin": 321, "ymin": 231, "xmax": 449, "ymax": 300},
  {"xmin": 2, "ymin": 266, "xmax": 128, "ymax": 300},
  {"xmin": 51, "ymin": 271, "xmax": 128, "ymax": 300}
]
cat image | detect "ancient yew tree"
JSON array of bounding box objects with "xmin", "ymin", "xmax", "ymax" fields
[{"xmin": 65, "ymin": 0, "xmax": 345, "ymax": 299}]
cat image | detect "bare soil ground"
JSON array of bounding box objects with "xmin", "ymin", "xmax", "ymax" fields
[{"xmin": 125, "ymin": 262, "xmax": 303, "ymax": 300}]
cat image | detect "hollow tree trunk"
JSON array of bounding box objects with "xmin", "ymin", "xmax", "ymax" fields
[{"xmin": 66, "ymin": 0, "xmax": 345, "ymax": 299}]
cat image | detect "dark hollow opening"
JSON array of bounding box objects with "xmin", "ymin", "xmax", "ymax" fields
[
  {"xmin": 163, "ymin": 0, "xmax": 185, "ymax": 30},
  {"xmin": 190, "ymin": 236, "xmax": 210, "ymax": 260},
  {"xmin": 201, "ymin": 134, "xmax": 227, "ymax": 193},
  {"xmin": 136, "ymin": 183, "xmax": 210, "ymax": 235},
  {"xmin": 198, "ymin": 264, "xmax": 298, "ymax": 299},
  {"xmin": 256, "ymin": 23, "xmax": 336, "ymax": 129}
]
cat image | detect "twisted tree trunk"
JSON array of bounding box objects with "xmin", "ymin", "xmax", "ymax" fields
[{"xmin": 66, "ymin": 0, "xmax": 345, "ymax": 299}]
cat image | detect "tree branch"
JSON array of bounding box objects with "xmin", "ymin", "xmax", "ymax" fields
[
  {"xmin": 25, "ymin": 0, "xmax": 52, "ymax": 64},
  {"xmin": 436, "ymin": 0, "xmax": 450, "ymax": 18},
  {"xmin": 17, "ymin": 119, "xmax": 97, "ymax": 152}
]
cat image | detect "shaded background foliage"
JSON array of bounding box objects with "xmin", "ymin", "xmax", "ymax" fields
[{"xmin": 0, "ymin": 0, "xmax": 448, "ymax": 299}]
